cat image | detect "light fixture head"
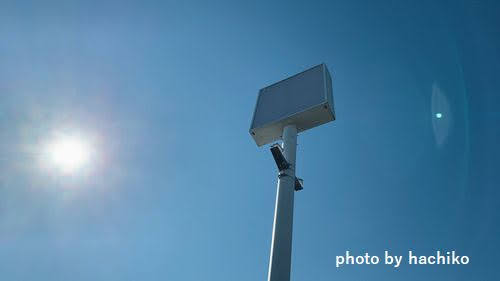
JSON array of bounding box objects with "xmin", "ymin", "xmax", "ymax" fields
[{"xmin": 249, "ymin": 63, "xmax": 335, "ymax": 146}]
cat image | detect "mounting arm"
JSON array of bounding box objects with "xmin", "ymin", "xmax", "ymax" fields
[{"xmin": 270, "ymin": 143, "xmax": 303, "ymax": 191}]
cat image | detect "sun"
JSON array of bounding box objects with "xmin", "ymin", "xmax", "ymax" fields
[{"xmin": 46, "ymin": 135, "xmax": 91, "ymax": 173}]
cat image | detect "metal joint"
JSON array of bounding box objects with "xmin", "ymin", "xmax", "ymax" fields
[{"xmin": 278, "ymin": 172, "xmax": 291, "ymax": 178}]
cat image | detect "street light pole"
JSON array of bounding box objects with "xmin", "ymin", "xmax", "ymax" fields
[
  {"xmin": 267, "ymin": 124, "xmax": 297, "ymax": 281},
  {"xmin": 249, "ymin": 63, "xmax": 335, "ymax": 281}
]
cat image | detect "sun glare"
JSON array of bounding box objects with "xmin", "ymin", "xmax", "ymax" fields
[{"xmin": 47, "ymin": 136, "xmax": 91, "ymax": 173}]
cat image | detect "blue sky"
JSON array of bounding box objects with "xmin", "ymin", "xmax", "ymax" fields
[{"xmin": 1, "ymin": 0, "xmax": 499, "ymax": 280}]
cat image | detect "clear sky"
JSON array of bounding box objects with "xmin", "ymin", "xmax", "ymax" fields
[{"xmin": 1, "ymin": 0, "xmax": 499, "ymax": 280}]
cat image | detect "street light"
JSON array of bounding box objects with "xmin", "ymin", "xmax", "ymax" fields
[{"xmin": 249, "ymin": 63, "xmax": 335, "ymax": 281}]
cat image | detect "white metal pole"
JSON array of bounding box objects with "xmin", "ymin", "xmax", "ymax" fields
[{"xmin": 268, "ymin": 124, "xmax": 297, "ymax": 281}]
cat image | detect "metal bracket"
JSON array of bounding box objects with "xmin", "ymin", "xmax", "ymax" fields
[
  {"xmin": 277, "ymin": 173, "xmax": 304, "ymax": 191},
  {"xmin": 272, "ymin": 143, "xmax": 304, "ymax": 192},
  {"xmin": 270, "ymin": 143, "xmax": 290, "ymax": 171},
  {"xmin": 294, "ymin": 177, "xmax": 304, "ymax": 191}
]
